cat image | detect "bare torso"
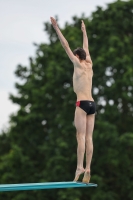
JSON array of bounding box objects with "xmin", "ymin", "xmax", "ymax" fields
[{"xmin": 73, "ymin": 60, "xmax": 94, "ymax": 101}]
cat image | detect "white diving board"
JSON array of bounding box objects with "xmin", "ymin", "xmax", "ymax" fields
[{"xmin": 0, "ymin": 181, "xmax": 97, "ymax": 192}]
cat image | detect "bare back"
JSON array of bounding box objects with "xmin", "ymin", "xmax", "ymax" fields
[{"xmin": 73, "ymin": 60, "xmax": 94, "ymax": 101}]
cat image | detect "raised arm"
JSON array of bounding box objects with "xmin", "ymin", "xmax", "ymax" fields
[
  {"xmin": 50, "ymin": 17, "xmax": 76, "ymax": 63},
  {"xmin": 81, "ymin": 20, "xmax": 92, "ymax": 65}
]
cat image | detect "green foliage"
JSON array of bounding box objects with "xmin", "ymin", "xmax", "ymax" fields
[{"xmin": 0, "ymin": 0, "xmax": 133, "ymax": 199}]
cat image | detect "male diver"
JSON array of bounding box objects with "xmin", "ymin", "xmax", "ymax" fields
[{"xmin": 50, "ymin": 17, "xmax": 96, "ymax": 183}]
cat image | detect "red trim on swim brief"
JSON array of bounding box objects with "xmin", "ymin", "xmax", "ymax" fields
[{"xmin": 76, "ymin": 101, "xmax": 80, "ymax": 107}]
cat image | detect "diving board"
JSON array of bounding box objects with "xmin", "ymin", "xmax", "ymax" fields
[{"xmin": 0, "ymin": 181, "xmax": 97, "ymax": 192}]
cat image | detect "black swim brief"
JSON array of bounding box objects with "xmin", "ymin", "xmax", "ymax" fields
[{"xmin": 76, "ymin": 100, "xmax": 96, "ymax": 115}]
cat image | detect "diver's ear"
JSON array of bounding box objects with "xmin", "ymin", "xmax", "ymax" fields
[{"xmin": 75, "ymin": 54, "xmax": 79, "ymax": 59}]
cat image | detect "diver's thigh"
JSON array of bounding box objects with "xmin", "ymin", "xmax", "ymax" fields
[
  {"xmin": 86, "ymin": 114, "xmax": 95, "ymax": 137},
  {"xmin": 74, "ymin": 107, "xmax": 86, "ymax": 133}
]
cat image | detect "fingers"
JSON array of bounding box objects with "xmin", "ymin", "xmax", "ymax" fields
[
  {"xmin": 50, "ymin": 17, "xmax": 54, "ymax": 23},
  {"xmin": 81, "ymin": 20, "xmax": 85, "ymax": 28},
  {"xmin": 50, "ymin": 17, "xmax": 54, "ymax": 20},
  {"xmin": 50, "ymin": 17, "xmax": 56, "ymax": 24},
  {"xmin": 50, "ymin": 17, "xmax": 58, "ymax": 30}
]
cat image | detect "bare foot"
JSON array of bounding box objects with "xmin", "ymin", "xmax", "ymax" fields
[
  {"xmin": 82, "ymin": 171, "xmax": 91, "ymax": 183},
  {"xmin": 73, "ymin": 168, "xmax": 85, "ymax": 182}
]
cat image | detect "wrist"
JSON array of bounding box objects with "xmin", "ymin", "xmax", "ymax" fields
[
  {"xmin": 83, "ymin": 31, "xmax": 87, "ymax": 35},
  {"xmin": 53, "ymin": 25, "xmax": 58, "ymax": 30}
]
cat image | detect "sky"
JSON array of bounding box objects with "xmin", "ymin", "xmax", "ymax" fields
[{"xmin": 0, "ymin": 0, "xmax": 116, "ymax": 132}]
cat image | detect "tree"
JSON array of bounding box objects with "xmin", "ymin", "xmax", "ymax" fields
[{"xmin": 0, "ymin": 0, "xmax": 133, "ymax": 199}]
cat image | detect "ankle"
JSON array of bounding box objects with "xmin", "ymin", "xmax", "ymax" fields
[
  {"xmin": 85, "ymin": 168, "xmax": 90, "ymax": 173},
  {"xmin": 77, "ymin": 167, "xmax": 84, "ymax": 170}
]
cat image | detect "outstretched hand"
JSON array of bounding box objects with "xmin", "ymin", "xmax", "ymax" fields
[
  {"xmin": 81, "ymin": 20, "xmax": 86, "ymax": 32},
  {"xmin": 50, "ymin": 17, "xmax": 58, "ymax": 29}
]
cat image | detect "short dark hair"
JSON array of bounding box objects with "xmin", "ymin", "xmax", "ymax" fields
[{"xmin": 73, "ymin": 47, "xmax": 86, "ymax": 60}]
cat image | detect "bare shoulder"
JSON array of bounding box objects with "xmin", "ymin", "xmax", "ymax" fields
[
  {"xmin": 85, "ymin": 61, "xmax": 93, "ymax": 69},
  {"xmin": 73, "ymin": 57, "xmax": 81, "ymax": 67},
  {"xmin": 86, "ymin": 56, "xmax": 93, "ymax": 66},
  {"xmin": 81, "ymin": 60, "xmax": 92, "ymax": 69},
  {"xmin": 75, "ymin": 60, "xmax": 92, "ymax": 69}
]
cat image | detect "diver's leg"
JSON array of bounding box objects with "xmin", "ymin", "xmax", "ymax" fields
[
  {"xmin": 82, "ymin": 114, "xmax": 95, "ymax": 183},
  {"xmin": 73, "ymin": 107, "xmax": 86, "ymax": 181}
]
